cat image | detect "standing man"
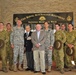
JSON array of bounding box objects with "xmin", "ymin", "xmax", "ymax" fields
[
  {"xmin": 31, "ymin": 24, "xmax": 46, "ymax": 74},
  {"xmin": 6, "ymin": 23, "xmax": 13, "ymax": 71},
  {"xmin": 73, "ymin": 30, "xmax": 76, "ymax": 69},
  {"xmin": 61, "ymin": 24, "xmax": 67, "ymax": 68},
  {"xmin": 65, "ymin": 23, "xmax": 76, "ymax": 70},
  {"xmin": 24, "ymin": 25, "xmax": 34, "ymax": 71},
  {"xmin": 53, "ymin": 23, "xmax": 66, "ymax": 74},
  {"xmin": 44, "ymin": 22, "xmax": 54, "ymax": 72},
  {"xmin": 10, "ymin": 19, "xmax": 25, "ymax": 72},
  {"xmin": 0, "ymin": 22, "xmax": 8, "ymax": 72}
]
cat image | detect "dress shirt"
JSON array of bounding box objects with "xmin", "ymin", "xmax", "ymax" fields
[{"xmin": 37, "ymin": 31, "xmax": 40, "ymax": 40}]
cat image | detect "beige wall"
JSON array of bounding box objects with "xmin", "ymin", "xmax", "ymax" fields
[
  {"xmin": 0, "ymin": 0, "xmax": 76, "ymax": 29},
  {"xmin": 0, "ymin": 9, "xmax": 1, "ymax": 21},
  {"xmin": 0, "ymin": 2, "xmax": 1, "ymax": 21}
]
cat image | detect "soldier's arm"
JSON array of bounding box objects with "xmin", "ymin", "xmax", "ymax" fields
[
  {"xmin": 24, "ymin": 33, "xmax": 26, "ymax": 47},
  {"xmin": 10, "ymin": 30, "xmax": 14, "ymax": 48},
  {"xmin": 65, "ymin": 32, "xmax": 68, "ymax": 45},
  {"xmin": 5, "ymin": 31, "xmax": 9, "ymax": 43},
  {"xmin": 62, "ymin": 31, "xmax": 66, "ymax": 43},
  {"xmin": 10, "ymin": 30, "xmax": 14, "ymax": 45},
  {"xmin": 50, "ymin": 30, "xmax": 55, "ymax": 46},
  {"xmin": 73, "ymin": 33, "xmax": 76, "ymax": 46}
]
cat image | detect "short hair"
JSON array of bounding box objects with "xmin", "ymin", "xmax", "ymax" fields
[
  {"xmin": 61, "ymin": 23, "xmax": 66, "ymax": 26},
  {"xmin": 25, "ymin": 25, "xmax": 30, "ymax": 28},
  {"xmin": 36, "ymin": 24, "xmax": 41, "ymax": 26},
  {"xmin": 6, "ymin": 23, "xmax": 11, "ymax": 27},
  {"xmin": 0, "ymin": 22, "xmax": 4, "ymax": 25},
  {"xmin": 17, "ymin": 19, "xmax": 21, "ymax": 21},
  {"xmin": 55, "ymin": 23, "xmax": 60, "ymax": 26},
  {"xmin": 68, "ymin": 23, "xmax": 73, "ymax": 26},
  {"xmin": 16, "ymin": 19, "xmax": 22, "ymax": 23},
  {"xmin": 44, "ymin": 21, "xmax": 49, "ymax": 24}
]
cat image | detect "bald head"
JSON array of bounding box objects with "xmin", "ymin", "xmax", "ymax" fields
[{"xmin": 36, "ymin": 24, "xmax": 42, "ymax": 31}]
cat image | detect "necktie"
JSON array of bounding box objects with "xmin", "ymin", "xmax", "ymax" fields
[{"xmin": 26, "ymin": 32, "xmax": 29, "ymax": 38}]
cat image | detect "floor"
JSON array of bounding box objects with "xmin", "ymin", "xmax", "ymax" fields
[
  {"xmin": 0, "ymin": 69, "xmax": 76, "ymax": 75},
  {"xmin": 0, "ymin": 62, "xmax": 76, "ymax": 75}
]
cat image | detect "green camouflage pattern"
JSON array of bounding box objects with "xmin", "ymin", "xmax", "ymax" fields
[{"xmin": 54, "ymin": 30, "xmax": 66, "ymax": 69}]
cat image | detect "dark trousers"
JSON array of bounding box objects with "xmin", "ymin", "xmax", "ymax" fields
[{"xmin": 26, "ymin": 51, "xmax": 34, "ymax": 70}]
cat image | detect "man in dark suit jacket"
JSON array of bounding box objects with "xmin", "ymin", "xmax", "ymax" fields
[
  {"xmin": 24, "ymin": 25, "xmax": 34, "ymax": 71},
  {"xmin": 31, "ymin": 24, "xmax": 46, "ymax": 74}
]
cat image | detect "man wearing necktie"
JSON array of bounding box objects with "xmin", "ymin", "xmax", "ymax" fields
[{"xmin": 24, "ymin": 25, "xmax": 34, "ymax": 71}]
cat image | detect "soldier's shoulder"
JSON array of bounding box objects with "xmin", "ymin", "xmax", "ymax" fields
[
  {"xmin": 48, "ymin": 29, "xmax": 53, "ymax": 32},
  {"xmin": 21, "ymin": 26, "xmax": 24, "ymax": 29},
  {"xmin": 5, "ymin": 30, "xmax": 8, "ymax": 33},
  {"xmin": 58, "ymin": 30, "xmax": 65, "ymax": 35},
  {"xmin": 41, "ymin": 30, "xmax": 46, "ymax": 33},
  {"xmin": 57, "ymin": 30, "xmax": 63, "ymax": 33},
  {"xmin": 65, "ymin": 31, "xmax": 68, "ymax": 35},
  {"xmin": 72, "ymin": 30, "xmax": 76, "ymax": 33},
  {"xmin": 2, "ymin": 30, "xmax": 8, "ymax": 35},
  {"xmin": 13, "ymin": 26, "xmax": 16, "ymax": 30},
  {"xmin": 72, "ymin": 30, "xmax": 76, "ymax": 36},
  {"xmin": 3, "ymin": 29, "xmax": 6, "ymax": 32},
  {"xmin": 50, "ymin": 29, "xmax": 54, "ymax": 33},
  {"xmin": 60, "ymin": 30, "xmax": 65, "ymax": 33}
]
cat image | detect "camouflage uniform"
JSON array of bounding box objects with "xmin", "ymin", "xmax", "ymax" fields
[
  {"xmin": 62, "ymin": 30, "xmax": 67, "ymax": 68},
  {"xmin": 65, "ymin": 30, "xmax": 76, "ymax": 67},
  {"xmin": 44, "ymin": 29, "xmax": 54, "ymax": 69},
  {"xmin": 61, "ymin": 30, "xmax": 67, "ymax": 54},
  {"xmin": 6, "ymin": 30, "xmax": 13, "ymax": 69},
  {"xmin": 10, "ymin": 26, "xmax": 24, "ymax": 65},
  {"xmin": 73, "ymin": 30, "xmax": 76, "ymax": 66},
  {"xmin": 0, "ymin": 30, "xmax": 8, "ymax": 70},
  {"xmin": 54, "ymin": 30, "xmax": 66, "ymax": 70}
]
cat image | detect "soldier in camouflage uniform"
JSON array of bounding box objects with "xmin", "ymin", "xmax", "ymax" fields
[
  {"xmin": 73, "ymin": 30, "xmax": 76, "ymax": 68},
  {"xmin": 0, "ymin": 22, "xmax": 8, "ymax": 72},
  {"xmin": 61, "ymin": 24, "xmax": 67, "ymax": 68},
  {"xmin": 53, "ymin": 23, "xmax": 66, "ymax": 74},
  {"xmin": 10, "ymin": 20, "xmax": 25, "ymax": 72},
  {"xmin": 44, "ymin": 22, "xmax": 54, "ymax": 72},
  {"xmin": 65, "ymin": 24, "xmax": 76, "ymax": 70},
  {"xmin": 6, "ymin": 23, "xmax": 13, "ymax": 71}
]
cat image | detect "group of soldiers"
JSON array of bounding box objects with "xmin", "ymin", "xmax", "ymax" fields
[
  {"xmin": 0, "ymin": 22, "xmax": 13, "ymax": 72},
  {"xmin": 0, "ymin": 20, "xmax": 76, "ymax": 74},
  {"xmin": 54, "ymin": 23, "xmax": 76, "ymax": 74}
]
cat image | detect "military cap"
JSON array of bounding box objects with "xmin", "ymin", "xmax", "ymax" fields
[
  {"xmin": 66, "ymin": 47, "xmax": 74, "ymax": 56},
  {"xmin": 54, "ymin": 40, "xmax": 62, "ymax": 50},
  {"xmin": 0, "ymin": 39, "xmax": 4, "ymax": 49}
]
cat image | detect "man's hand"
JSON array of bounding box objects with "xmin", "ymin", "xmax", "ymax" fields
[
  {"xmin": 67, "ymin": 44, "xmax": 74, "ymax": 49},
  {"xmin": 24, "ymin": 47, "xmax": 26, "ymax": 53},
  {"xmin": 11, "ymin": 44, "xmax": 14, "ymax": 48},
  {"xmin": 36, "ymin": 44, "xmax": 40, "ymax": 48},
  {"xmin": 49, "ymin": 46, "xmax": 53, "ymax": 50}
]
